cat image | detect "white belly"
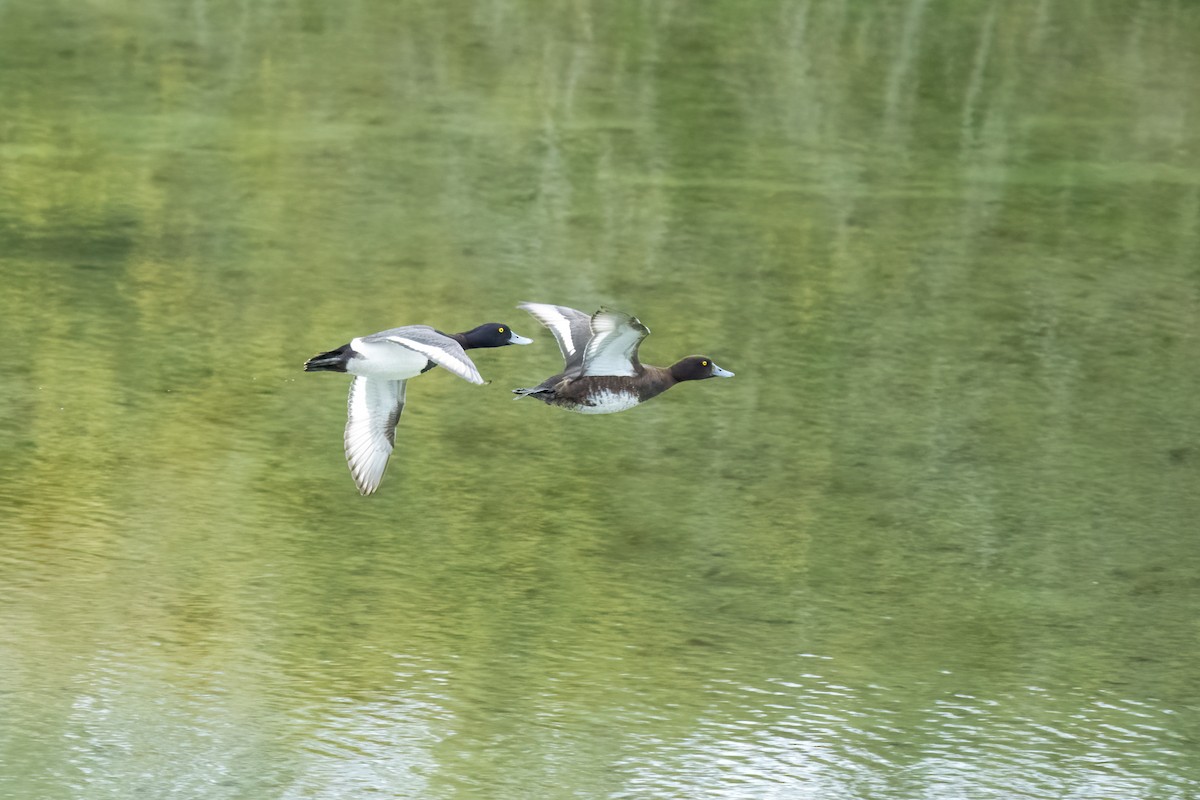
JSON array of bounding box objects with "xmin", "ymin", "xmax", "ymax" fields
[
  {"xmin": 346, "ymin": 338, "xmax": 430, "ymax": 379},
  {"xmin": 575, "ymin": 389, "xmax": 642, "ymax": 414}
]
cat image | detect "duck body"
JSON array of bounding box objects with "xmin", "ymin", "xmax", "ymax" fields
[
  {"xmin": 306, "ymin": 322, "xmax": 532, "ymax": 494},
  {"xmin": 305, "ymin": 324, "xmax": 525, "ymax": 380},
  {"xmin": 516, "ymin": 367, "xmax": 680, "ymax": 414},
  {"xmin": 513, "ymin": 302, "xmax": 733, "ymax": 414}
]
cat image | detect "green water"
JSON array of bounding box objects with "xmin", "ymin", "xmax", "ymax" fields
[{"xmin": 2, "ymin": 1, "xmax": 1199, "ymax": 798}]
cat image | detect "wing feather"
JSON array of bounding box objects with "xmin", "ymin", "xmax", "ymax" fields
[
  {"xmin": 580, "ymin": 308, "xmax": 650, "ymax": 377},
  {"xmin": 381, "ymin": 329, "xmax": 484, "ymax": 384},
  {"xmin": 517, "ymin": 302, "xmax": 593, "ymax": 371},
  {"xmin": 344, "ymin": 377, "xmax": 406, "ymax": 495}
]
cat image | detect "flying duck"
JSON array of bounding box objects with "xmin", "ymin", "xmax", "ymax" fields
[
  {"xmin": 512, "ymin": 302, "xmax": 733, "ymax": 414},
  {"xmin": 306, "ymin": 321, "xmax": 532, "ymax": 494}
]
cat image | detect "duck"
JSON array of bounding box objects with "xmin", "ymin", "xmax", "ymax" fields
[
  {"xmin": 305, "ymin": 321, "xmax": 533, "ymax": 494},
  {"xmin": 512, "ymin": 302, "xmax": 733, "ymax": 414}
]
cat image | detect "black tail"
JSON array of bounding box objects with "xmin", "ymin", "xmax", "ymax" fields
[{"xmin": 304, "ymin": 344, "xmax": 353, "ymax": 373}]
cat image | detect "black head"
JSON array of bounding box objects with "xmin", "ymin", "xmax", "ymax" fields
[
  {"xmin": 459, "ymin": 323, "xmax": 534, "ymax": 349},
  {"xmin": 670, "ymin": 355, "xmax": 736, "ymax": 382}
]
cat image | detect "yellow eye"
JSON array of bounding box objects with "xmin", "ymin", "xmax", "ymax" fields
[
  {"xmin": 702, "ymin": 360, "xmax": 708, "ymax": 366},
  {"xmin": 499, "ymin": 327, "xmax": 505, "ymax": 333}
]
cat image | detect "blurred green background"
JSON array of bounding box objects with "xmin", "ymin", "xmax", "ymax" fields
[{"xmin": 2, "ymin": 1, "xmax": 1198, "ymax": 798}]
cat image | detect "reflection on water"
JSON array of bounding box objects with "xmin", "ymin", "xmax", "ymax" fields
[{"xmin": 2, "ymin": 0, "xmax": 1200, "ymax": 798}]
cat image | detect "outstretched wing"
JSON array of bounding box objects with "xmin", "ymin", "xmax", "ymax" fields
[
  {"xmin": 379, "ymin": 326, "xmax": 485, "ymax": 384},
  {"xmin": 344, "ymin": 377, "xmax": 407, "ymax": 496},
  {"xmin": 517, "ymin": 302, "xmax": 593, "ymax": 373},
  {"xmin": 580, "ymin": 308, "xmax": 650, "ymax": 377}
]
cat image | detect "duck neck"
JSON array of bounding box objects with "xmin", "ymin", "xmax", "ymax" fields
[
  {"xmin": 666, "ymin": 361, "xmax": 691, "ymax": 383},
  {"xmin": 446, "ymin": 331, "xmax": 475, "ymax": 350}
]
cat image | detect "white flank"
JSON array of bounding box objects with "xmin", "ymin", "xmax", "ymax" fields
[
  {"xmin": 574, "ymin": 388, "xmax": 641, "ymax": 415},
  {"xmin": 347, "ymin": 337, "xmax": 430, "ymax": 379}
]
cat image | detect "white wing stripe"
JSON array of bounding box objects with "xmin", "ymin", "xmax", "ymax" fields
[
  {"xmin": 581, "ymin": 310, "xmax": 647, "ymax": 377},
  {"xmin": 384, "ymin": 335, "xmax": 484, "ymax": 384},
  {"xmin": 520, "ymin": 303, "xmax": 580, "ymax": 357}
]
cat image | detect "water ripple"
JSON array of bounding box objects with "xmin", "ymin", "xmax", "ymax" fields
[{"xmin": 595, "ymin": 671, "xmax": 1199, "ymax": 800}]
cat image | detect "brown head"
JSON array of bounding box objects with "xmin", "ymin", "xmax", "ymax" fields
[{"xmin": 668, "ymin": 356, "xmax": 735, "ymax": 383}]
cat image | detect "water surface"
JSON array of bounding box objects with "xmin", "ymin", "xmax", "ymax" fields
[{"xmin": 2, "ymin": 1, "xmax": 1199, "ymax": 798}]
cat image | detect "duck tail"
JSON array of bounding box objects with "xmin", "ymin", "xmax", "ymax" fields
[
  {"xmin": 511, "ymin": 386, "xmax": 545, "ymax": 401},
  {"xmin": 304, "ymin": 344, "xmax": 353, "ymax": 373}
]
